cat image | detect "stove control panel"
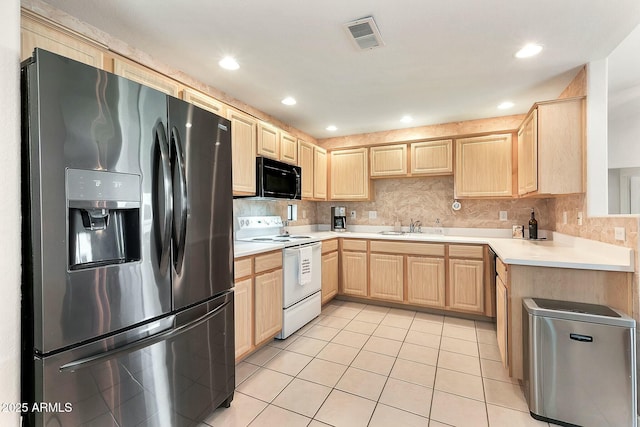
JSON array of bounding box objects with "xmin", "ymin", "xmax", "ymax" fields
[{"xmin": 237, "ymin": 216, "xmax": 284, "ymax": 230}]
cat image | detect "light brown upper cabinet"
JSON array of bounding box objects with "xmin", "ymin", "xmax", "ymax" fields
[
  {"xmin": 298, "ymin": 140, "xmax": 315, "ymax": 199},
  {"xmin": 21, "ymin": 12, "xmax": 107, "ymax": 70},
  {"xmin": 113, "ymin": 58, "xmax": 181, "ymax": 97},
  {"xmin": 411, "ymin": 139, "xmax": 453, "ymax": 176},
  {"xmin": 280, "ymin": 131, "xmax": 298, "ymax": 164},
  {"xmin": 298, "ymin": 140, "xmax": 327, "ymax": 200},
  {"xmin": 257, "ymin": 122, "xmax": 280, "ymax": 160},
  {"xmin": 455, "ymin": 134, "xmax": 513, "ymax": 198},
  {"xmin": 518, "ymin": 97, "xmax": 585, "ymax": 196},
  {"xmin": 370, "ymin": 144, "xmax": 408, "ymax": 177},
  {"xmin": 330, "ymin": 148, "xmax": 370, "ymax": 200},
  {"xmin": 227, "ymin": 108, "xmax": 257, "ymax": 196},
  {"xmin": 314, "ymin": 146, "xmax": 328, "ymax": 200},
  {"xmin": 181, "ymin": 88, "xmax": 226, "ymax": 117}
]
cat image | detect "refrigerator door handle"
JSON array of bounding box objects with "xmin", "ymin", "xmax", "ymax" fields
[
  {"xmin": 59, "ymin": 298, "xmax": 231, "ymax": 373},
  {"xmin": 155, "ymin": 122, "xmax": 173, "ymax": 274},
  {"xmin": 171, "ymin": 126, "xmax": 188, "ymax": 275}
]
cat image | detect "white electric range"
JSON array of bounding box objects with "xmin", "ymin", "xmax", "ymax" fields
[{"xmin": 236, "ymin": 216, "xmax": 321, "ymax": 339}]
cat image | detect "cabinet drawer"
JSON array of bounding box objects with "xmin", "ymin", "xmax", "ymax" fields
[
  {"xmin": 370, "ymin": 240, "xmax": 444, "ymax": 257},
  {"xmin": 234, "ymin": 257, "xmax": 253, "ymax": 280},
  {"xmin": 342, "ymin": 239, "xmax": 367, "ymax": 252},
  {"xmin": 322, "ymin": 239, "xmax": 339, "ymax": 253},
  {"xmin": 449, "ymin": 244, "xmax": 483, "ymax": 259},
  {"xmin": 496, "ymin": 257, "xmax": 508, "ymax": 284},
  {"xmin": 254, "ymin": 251, "xmax": 283, "ymax": 273}
]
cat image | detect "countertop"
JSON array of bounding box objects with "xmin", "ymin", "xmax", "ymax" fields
[{"xmin": 234, "ymin": 229, "xmax": 634, "ymax": 273}]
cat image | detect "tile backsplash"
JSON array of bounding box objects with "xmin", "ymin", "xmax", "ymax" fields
[
  {"xmin": 316, "ymin": 177, "xmax": 551, "ymax": 230},
  {"xmin": 233, "ymin": 199, "xmax": 318, "ymax": 230}
]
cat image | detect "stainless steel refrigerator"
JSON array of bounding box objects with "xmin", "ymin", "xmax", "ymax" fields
[{"xmin": 21, "ymin": 49, "xmax": 235, "ymax": 427}]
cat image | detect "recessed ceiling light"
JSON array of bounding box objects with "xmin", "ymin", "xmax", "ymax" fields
[
  {"xmin": 218, "ymin": 56, "xmax": 239, "ymax": 70},
  {"xmin": 515, "ymin": 43, "xmax": 543, "ymax": 58},
  {"xmin": 498, "ymin": 101, "xmax": 514, "ymax": 110},
  {"xmin": 281, "ymin": 97, "xmax": 297, "ymax": 106},
  {"xmin": 326, "ymin": 125, "xmax": 337, "ymax": 132},
  {"xmin": 400, "ymin": 115, "xmax": 413, "ymax": 123}
]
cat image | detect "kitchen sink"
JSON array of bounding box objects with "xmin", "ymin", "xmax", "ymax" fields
[{"xmin": 379, "ymin": 231, "xmax": 405, "ymax": 235}]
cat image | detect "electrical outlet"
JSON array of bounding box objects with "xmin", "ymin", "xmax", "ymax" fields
[
  {"xmin": 350, "ymin": 210, "xmax": 356, "ymax": 219},
  {"xmin": 577, "ymin": 211, "xmax": 583, "ymax": 226},
  {"xmin": 615, "ymin": 227, "xmax": 626, "ymax": 241},
  {"xmin": 562, "ymin": 211, "xmax": 568, "ymax": 225},
  {"xmin": 369, "ymin": 210, "xmax": 377, "ymax": 219},
  {"xmin": 499, "ymin": 211, "xmax": 508, "ymax": 221}
]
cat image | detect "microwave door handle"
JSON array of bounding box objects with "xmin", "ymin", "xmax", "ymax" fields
[
  {"xmin": 294, "ymin": 168, "xmax": 300, "ymax": 200},
  {"xmin": 154, "ymin": 123, "xmax": 173, "ymax": 274},
  {"xmin": 171, "ymin": 127, "xmax": 188, "ymax": 275}
]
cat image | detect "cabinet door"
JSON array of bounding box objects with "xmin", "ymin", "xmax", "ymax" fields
[
  {"xmin": 227, "ymin": 109, "xmax": 257, "ymax": 196},
  {"xmin": 340, "ymin": 251, "xmax": 368, "ymax": 296},
  {"xmin": 518, "ymin": 109, "xmax": 538, "ymax": 195},
  {"xmin": 536, "ymin": 98, "xmax": 584, "ymax": 195},
  {"xmin": 496, "ymin": 276, "xmax": 508, "ymax": 368},
  {"xmin": 280, "ymin": 132, "xmax": 298, "ymax": 164},
  {"xmin": 314, "ymin": 146, "xmax": 328, "ymax": 200},
  {"xmin": 370, "ymin": 144, "xmax": 408, "ymax": 177},
  {"xmin": 182, "ymin": 88, "xmax": 226, "ymax": 117},
  {"xmin": 411, "ymin": 139, "xmax": 453, "ymax": 175},
  {"xmin": 448, "ymin": 259, "xmax": 484, "ymax": 313},
  {"xmin": 455, "ymin": 134, "xmax": 513, "ymax": 197},
  {"xmin": 369, "ymin": 253, "xmax": 404, "ymax": 301},
  {"xmin": 257, "ymin": 122, "xmax": 279, "ymax": 160},
  {"xmin": 330, "ymin": 148, "xmax": 370, "ymax": 200},
  {"xmin": 234, "ymin": 278, "xmax": 253, "ymax": 360},
  {"xmin": 407, "ymin": 256, "xmax": 445, "ymax": 308},
  {"xmin": 21, "ymin": 14, "xmax": 106, "ymax": 69},
  {"xmin": 321, "ymin": 251, "xmax": 339, "ymax": 304},
  {"xmin": 254, "ymin": 269, "xmax": 283, "ymax": 345},
  {"xmin": 113, "ymin": 58, "xmax": 181, "ymax": 96},
  {"xmin": 298, "ymin": 140, "xmax": 315, "ymax": 199}
]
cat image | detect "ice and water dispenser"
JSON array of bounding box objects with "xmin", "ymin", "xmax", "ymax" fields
[{"xmin": 67, "ymin": 169, "xmax": 141, "ymax": 270}]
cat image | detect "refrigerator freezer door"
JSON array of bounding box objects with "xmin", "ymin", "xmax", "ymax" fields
[
  {"xmin": 168, "ymin": 98, "xmax": 234, "ymax": 310},
  {"xmin": 28, "ymin": 292, "xmax": 235, "ymax": 427},
  {"xmin": 23, "ymin": 49, "xmax": 172, "ymax": 353}
]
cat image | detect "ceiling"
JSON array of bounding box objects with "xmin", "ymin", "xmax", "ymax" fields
[{"xmin": 42, "ymin": 0, "xmax": 640, "ymax": 139}]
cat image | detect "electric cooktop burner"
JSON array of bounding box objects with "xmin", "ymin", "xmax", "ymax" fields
[{"xmin": 236, "ymin": 216, "xmax": 319, "ymax": 247}]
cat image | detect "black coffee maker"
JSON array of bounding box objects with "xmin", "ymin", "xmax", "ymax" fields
[{"xmin": 331, "ymin": 206, "xmax": 347, "ymax": 232}]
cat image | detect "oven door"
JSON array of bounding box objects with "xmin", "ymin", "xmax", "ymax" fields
[{"xmin": 283, "ymin": 242, "xmax": 322, "ymax": 308}]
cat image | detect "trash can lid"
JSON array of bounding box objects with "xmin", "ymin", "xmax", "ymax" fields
[{"xmin": 523, "ymin": 298, "xmax": 635, "ymax": 327}]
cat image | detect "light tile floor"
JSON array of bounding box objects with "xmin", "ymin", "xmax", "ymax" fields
[{"xmin": 204, "ymin": 300, "xmax": 550, "ymax": 427}]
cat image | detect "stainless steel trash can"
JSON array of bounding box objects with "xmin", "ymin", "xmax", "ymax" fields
[{"xmin": 523, "ymin": 298, "xmax": 637, "ymax": 427}]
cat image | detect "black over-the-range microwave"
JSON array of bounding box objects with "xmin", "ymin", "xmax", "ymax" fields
[{"xmin": 237, "ymin": 156, "xmax": 301, "ymax": 200}]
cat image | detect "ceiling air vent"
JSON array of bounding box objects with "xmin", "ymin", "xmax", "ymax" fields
[{"xmin": 344, "ymin": 17, "xmax": 385, "ymax": 50}]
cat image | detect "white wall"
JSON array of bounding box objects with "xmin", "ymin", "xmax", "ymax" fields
[
  {"xmin": 586, "ymin": 58, "xmax": 609, "ymax": 217},
  {"xmin": 0, "ymin": 0, "xmax": 21, "ymax": 425},
  {"xmin": 609, "ymin": 110, "xmax": 640, "ymax": 168}
]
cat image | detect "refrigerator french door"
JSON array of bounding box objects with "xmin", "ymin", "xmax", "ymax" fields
[{"xmin": 21, "ymin": 49, "xmax": 234, "ymax": 427}]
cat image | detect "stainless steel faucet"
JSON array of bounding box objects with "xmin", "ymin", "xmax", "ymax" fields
[{"xmin": 409, "ymin": 219, "xmax": 422, "ymax": 233}]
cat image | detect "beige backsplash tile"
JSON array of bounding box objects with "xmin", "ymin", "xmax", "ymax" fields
[{"xmin": 316, "ymin": 177, "xmax": 550, "ymax": 230}]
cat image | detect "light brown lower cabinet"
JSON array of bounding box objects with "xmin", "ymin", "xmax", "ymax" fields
[
  {"xmin": 496, "ymin": 275, "xmax": 508, "ymax": 368},
  {"xmin": 407, "ymin": 256, "xmax": 445, "ymax": 308},
  {"xmin": 341, "ymin": 250, "xmax": 368, "ymax": 297},
  {"xmin": 234, "ymin": 278, "xmax": 253, "ymax": 359},
  {"xmin": 254, "ymin": 269, "xmax": 283, "ymax": 345},
  {"xmin": 321, "ymin": 251, "xmax": 339, "ymax": 304},
  {"xmin": 369, "ymin": 253, "xmax": 404, "ymax": 301},
  {"xmin": 448, "ymin": 258, "xmax": 484, "ymax": 313},
  {"xmin": 233, "ymin": 250, "xmax": 283, "ymax": 361}
]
